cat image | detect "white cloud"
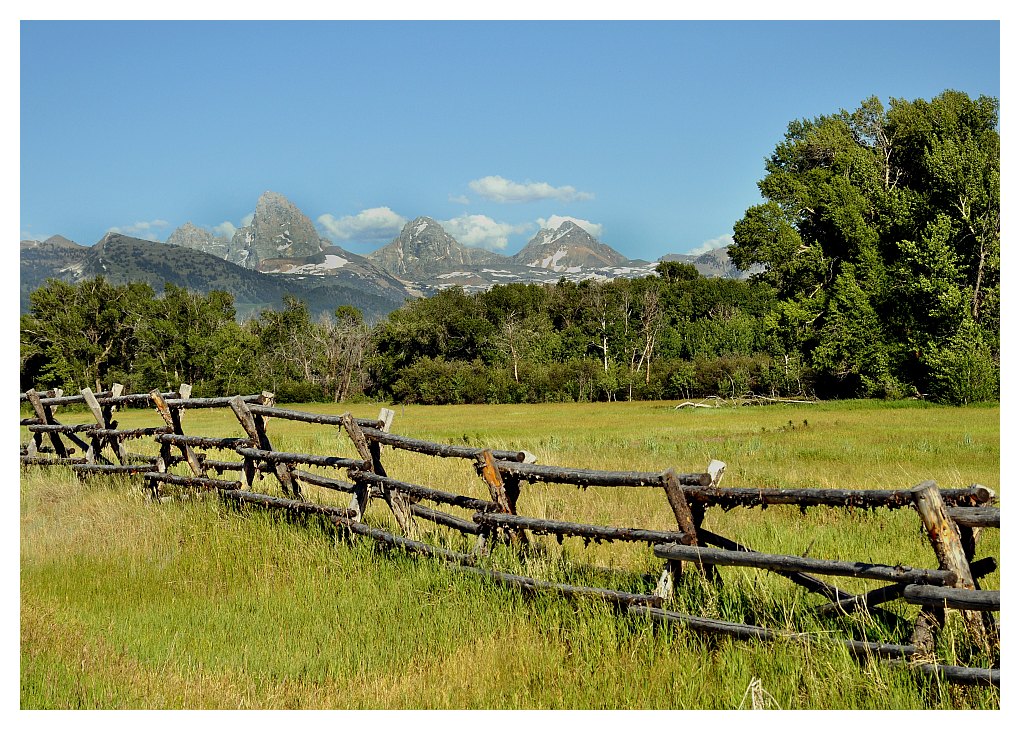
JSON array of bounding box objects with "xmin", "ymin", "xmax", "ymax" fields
[
  {"xmin": 469, "ymin": 175, "xmax": 594, "ymax": 203},
  {"xmin": 107, "ymin": 219, "xmax": 170, "ymax": 242},
  {"xmin": 448, "ymin": 194, "xmax": 471, "ymax": 205},
  {"xmin": 537, "ymin": 215, "xmax": 603, "ymax": 238},
  {"xmin": 440, "ymin": 214, "xmax": 531, "ymax": 251},
  {"xmin": 687, "ymin": 234, "xmax": 733, "ymax": 256},
  {"xmin": 240, "ymin": 212, "xmax": 255, "ymax": 227},
  {"xmin": 212, "ymin": 221, "xmax": 238, "ymax": 240},
  {"xmin": 318, "ymin": 207, "xmax": 408, "ymax": 242}
]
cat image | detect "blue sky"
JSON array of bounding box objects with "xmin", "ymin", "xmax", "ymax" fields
[{"xmin": 20, "ymin": 20, "xmax": 1000, "ymax": 261}]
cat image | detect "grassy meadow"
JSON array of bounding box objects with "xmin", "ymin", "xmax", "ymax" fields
[{"xmin": 20, "ymin": 399, "xmax": 1000, "ymax": 709}]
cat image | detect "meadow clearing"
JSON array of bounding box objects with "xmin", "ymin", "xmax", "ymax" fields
[{"xmin": 20, "ymin": 398, "xmax": 1000, "ymax": 709}]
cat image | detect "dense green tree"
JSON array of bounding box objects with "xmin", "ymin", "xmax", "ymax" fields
[{"xmin": 730, "ymin": 90, "xmax": 999, "ymax": 402}]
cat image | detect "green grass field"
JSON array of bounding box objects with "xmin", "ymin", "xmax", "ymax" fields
[{"xmin": 20, "ymin": 399, "xmax": 1000, "ymax": 709}]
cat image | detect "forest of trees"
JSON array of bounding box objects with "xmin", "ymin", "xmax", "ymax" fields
[{"xmin": 19, "ymin": 91, "xmax": 999, "ymax": 406}]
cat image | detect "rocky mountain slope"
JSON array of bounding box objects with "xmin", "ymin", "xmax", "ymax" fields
[
  {"xmin": 20, "ymin": 235, "xmax": 91, "ymax": 311},
  {"xmin": 22, "ymin": 233, "xmax": 409, "ymax": 321},
  {"xmin": 658, "ymin": 248, "xmax": 750, "ymax": 279},
  {"xmin": 510, "ymin": 220, "xmax": 631, "ymax": 271},
  {"xmin": 367, "ymin": 217, "xmax": 505, "ymax": 279},
  {"xmin": 166, "ymin": 222, "xmax": 231, "ymax": 258},
  {"xmin": 228, "ymin": 191, "xmax": 328, "ymax": 269},
  {"xmin": 22, "ymin": 190, "xmax": 750, "ymax": 318}
]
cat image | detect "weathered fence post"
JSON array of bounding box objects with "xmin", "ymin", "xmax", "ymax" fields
[
  {"xmin": 654, "ymin": 460, "xmax": 724, "ymax": 598},
  {"xmin": 911, "ymin": 480, "xmax": 990, "ymax": 655},
  {"xmin": 475, "ymin": 449, "xmax": 526, "ymax": 548},
  {"xmin": 151, "ymin": 388, "xmax": 204, "ymax": 477},
  {"xmin": 26, "ymin": 389, "xmax": 68, "ymax": 459},
  {"xmin": 229, "ymin": 393, "xmax": 298, "ymax": 497},
  {"xmin": 81, "ymin": 386, "xmax": 126, "ymax": 465},
  {"xmin": 953, "ymin": 484, "xmax": 1000, "ymax": 645}
]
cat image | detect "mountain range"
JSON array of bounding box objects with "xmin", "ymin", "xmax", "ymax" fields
[{"xmin": 21, "ymin": 190, "xmax": 748, "ymax": 321}]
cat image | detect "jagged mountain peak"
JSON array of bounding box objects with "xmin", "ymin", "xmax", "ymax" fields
[
  {"xmin": 228, "ymin": 191, "xmax": 325, "ymax": 269},
  {"xmin": 511, "ymin": 220, "xmax": 628, "ymax": 272},
  {"xmin": 367, "ymin": 216, "xmax": 505, "ymax": 279}
]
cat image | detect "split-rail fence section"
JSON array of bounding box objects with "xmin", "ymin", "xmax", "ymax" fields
[{"xmin": 20, "ymin": 385, "xmax": 1000, "ymax": 690}]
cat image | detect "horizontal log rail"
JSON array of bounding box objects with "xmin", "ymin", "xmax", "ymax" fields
[
  {"xmin": 235, "ymin": 446, "xmax": 368, "ymax": 471},
  {"xmin": 20, "ymin": 389, "xmax": 67, "ymax": 402},
  {"xmin": 22, "ymin": 390, "xmax": 178, "ymax": 408},
  {"xmin": 813, "ymin": 557, "xmax": 997, "ymax": 616},
  {"xmin": 628, "ymin": 605, "xmax": 917, "ymax": 660},
  {"xmin": 903, "ymin": 585, "xmax": 1000, "ymax": 612},
  {"xmin": 290, "ymin": 469, "xmax": 358, "ymax": 493},
  {"xmin": 221, "ymin": 489, "xmax": 357, "ymax": 520},
  {"xmin": 163, "ymin": 395, "xmax": 266, "ymax": 409},
  {"xmin": 494, "ymin": 461, "xmax": 711, "ymax": 487},
  {"xmin": 331, "ymin": 516, "xmax": 477, "ymax": 566},
  {"xmin": 654, "ymin": 544, "xmax": 958, "ymax": 586},
  {"xmin": 694, "ymin": 527, "xmax": 899, "ymax": 625},
  {"xmin": 145, "ymin": 473, "xmax": 242, "ymax": 490},
  {"xmin": 246, "ymin": 404, "xmax": 380, "ymax": 429},
  {"xmin": 348, "ymin": 470, "xmax": 500, "ymax": 512},
  {"xmin": 20, "ymin": 455, "xmax": 88, "ymax": 466},
  {"xmin": 71, "ymin": 463, "xmax": 155, "ymax": 475},
  {"xmin": 410, "ymin": 503, "xmax": 483, "ymax": 535},
  {"xmin": 156, "ymin": 434, "xmax": 254, "ymax": 450},
  {"xmin": 454, "ymin": 565, "xmax": 663, "ymax": 608},
  {"xmin": 203, "ymin": 459, "xmax": 247, "ymax": 472},
  {"xmin": 946, "ymin": 506, "xmax": 1000, "ymax": 528},
  {"xmin": 682, "ymin": 484, "xmax": 995, "ymax": 510},
  {"xmin": 474, "ymin": 512, "xmax": 689, "ymax": 544},
  {"xmin": 907, "ymin": 662, "xmax": 1000, "ymax": 688},
  {"xmin": 90, "ymin": 426, "xmax": 173, "ymax": 438},
  {"xmin": 359, "ymin": 426, "xmax": 530, "ymax": 463},
  {"xmin": 27, "ymin": 423, "xmax": 98, "ymax": 434},
  {"xmin": 20, "ymin": 418, "xmax": 41, "ymax": 426}
]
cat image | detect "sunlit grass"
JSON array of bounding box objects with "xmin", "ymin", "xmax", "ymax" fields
[{"xmin": 21, "ymin": 399, "xmax": 999, "ymax": 708}]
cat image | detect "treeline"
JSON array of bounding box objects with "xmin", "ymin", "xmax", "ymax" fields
[
  {"xmin": 19, "ymin": 90, "xmax": 998, "ymax": 405},
  {"xmin": 20, "ymin": 280, "xmax": 371, "ymax": 403}
]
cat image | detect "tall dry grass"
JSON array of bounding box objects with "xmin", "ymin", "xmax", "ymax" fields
[{"xmin": 21, "ymin": 399, "xmax": 999, "ymax": 708}]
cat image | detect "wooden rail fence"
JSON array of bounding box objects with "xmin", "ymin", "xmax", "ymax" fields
[{"xmin": 20, "ymin": 384, "xmax": 1000, "ymax": 689}]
